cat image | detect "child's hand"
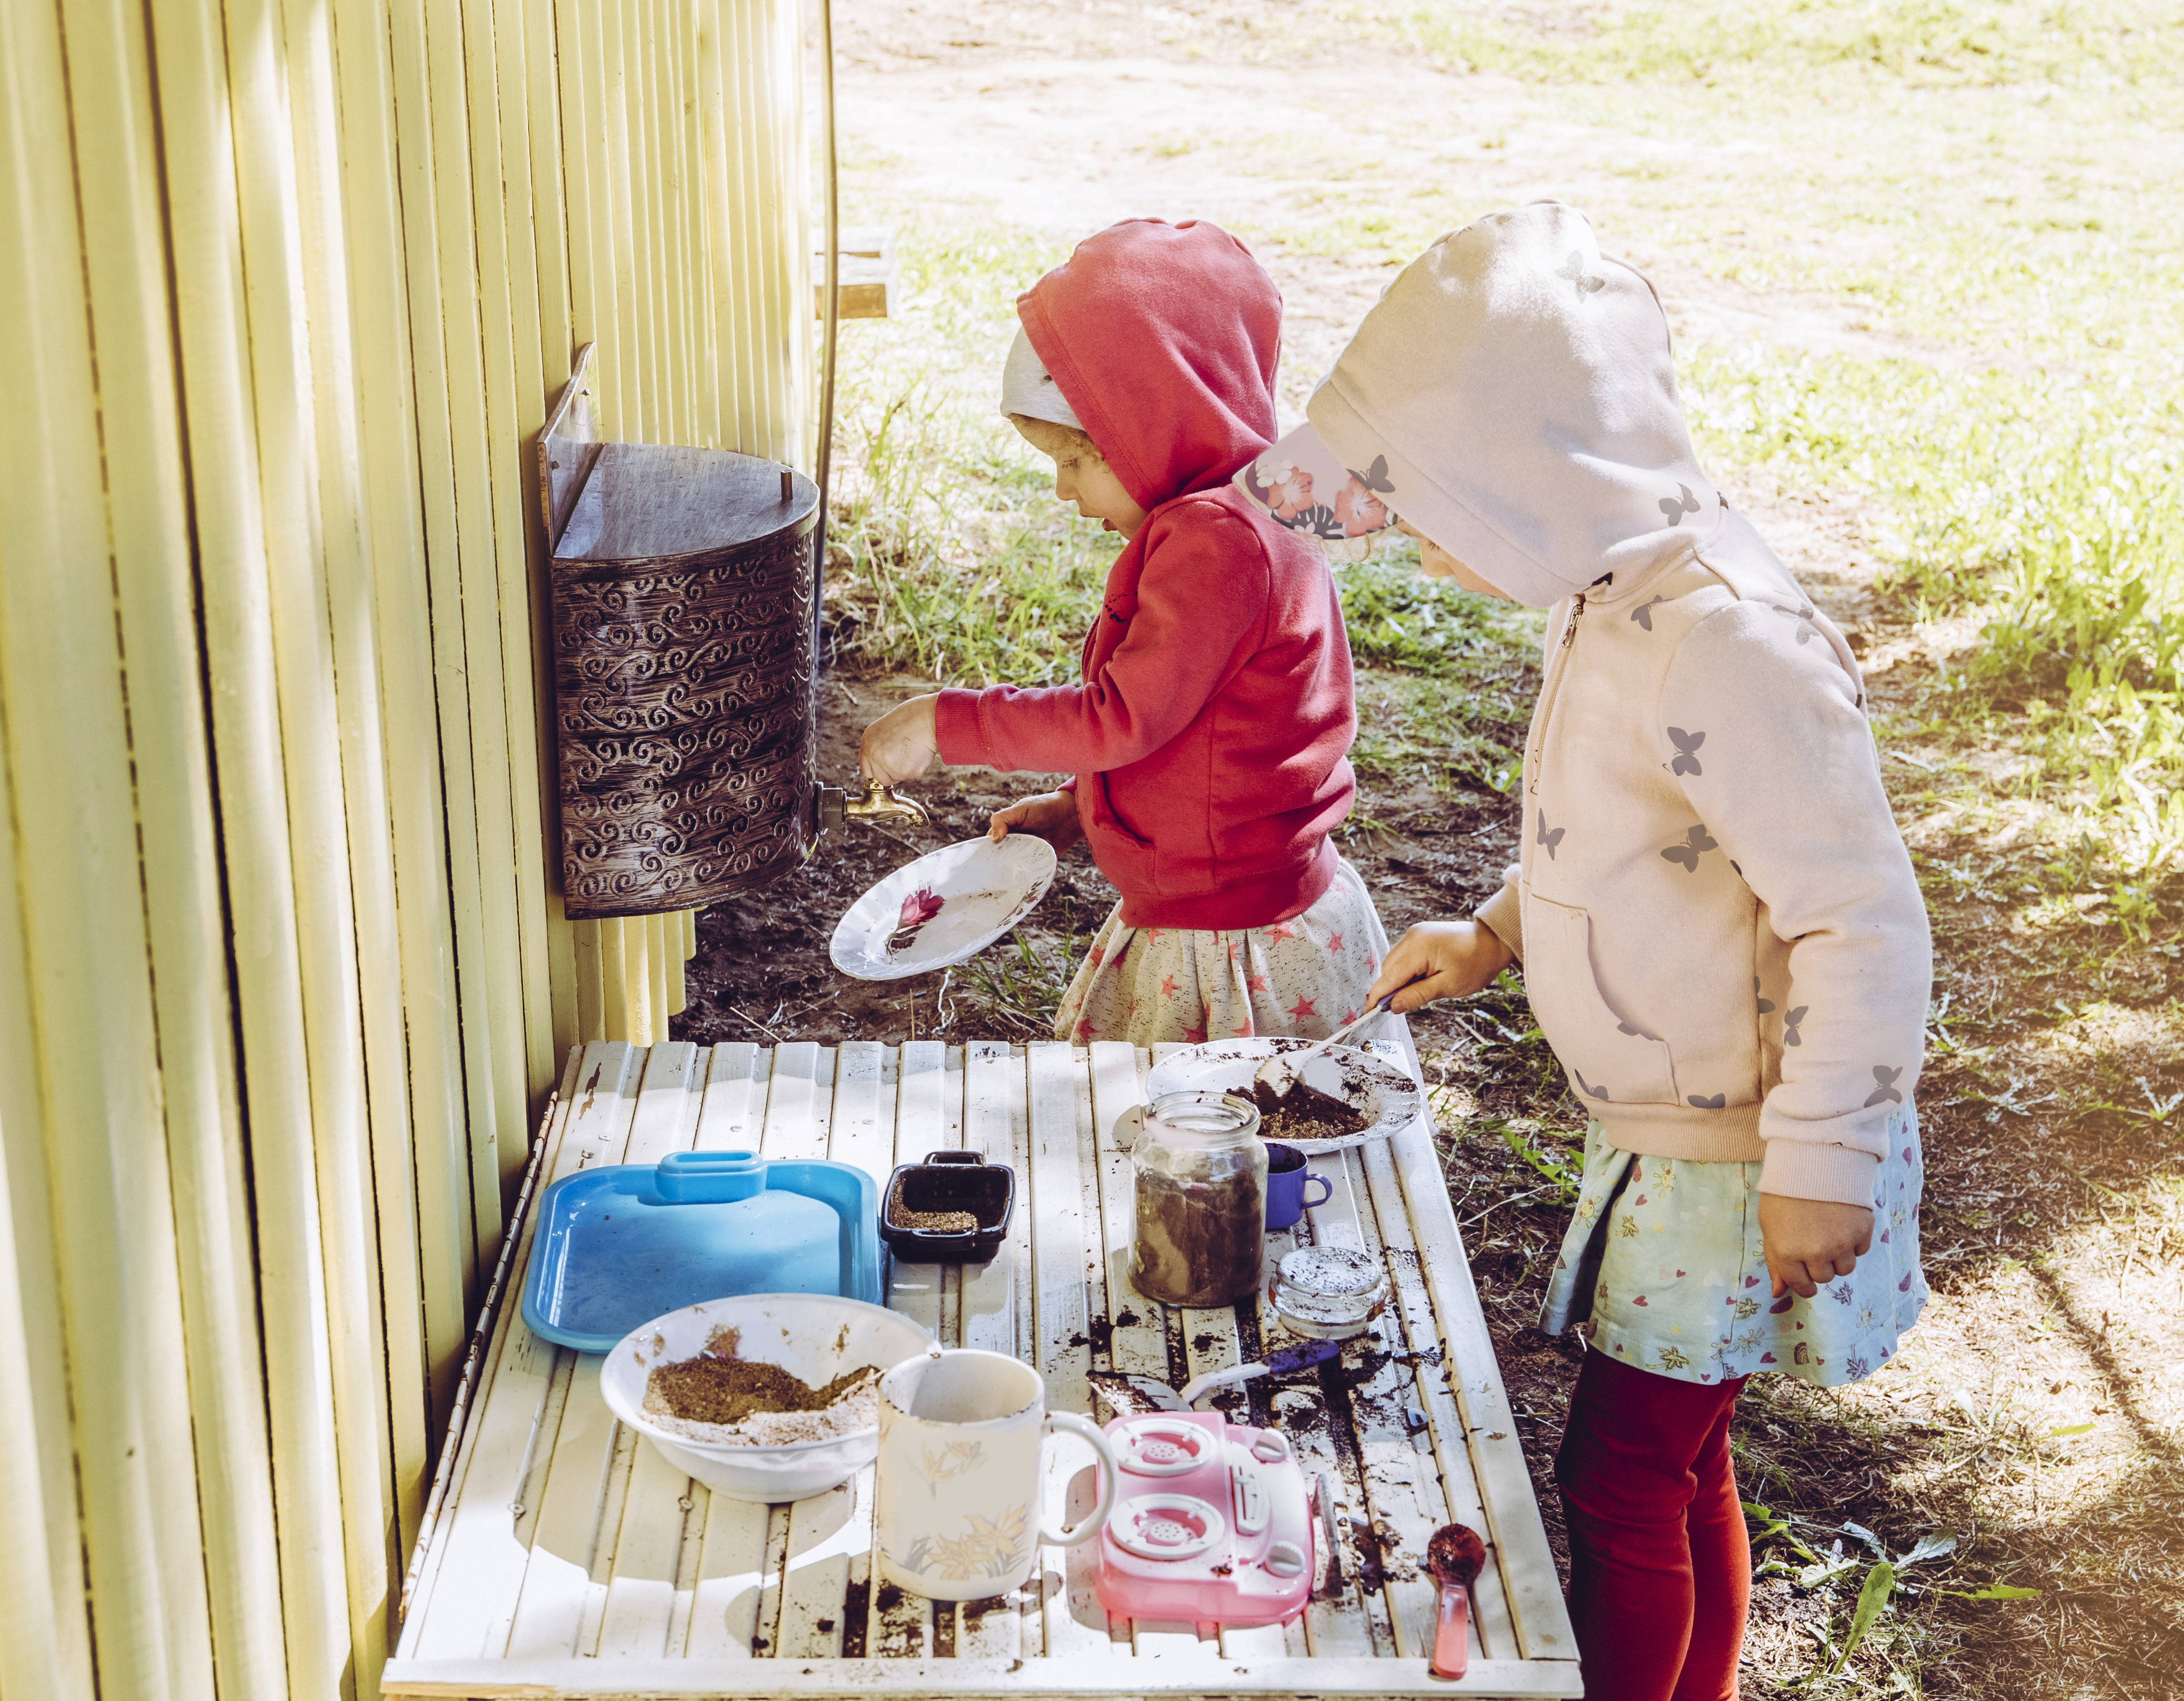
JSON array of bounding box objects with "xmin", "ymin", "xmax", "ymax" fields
[
  {"xmin": 988, "ymin": 790, "xmax": 1082, "ymax": 851},
  {"xmin": 1367, "ymin": 918, "xmax": 1513, "ymax": 1014},
  {"xmin": 1757, "ymin": 1194, "xmax": 1875, "ymax": 1299},
  {"xmin": 860, "ymin": 695, "xmax": 940, "ymax": 787}
]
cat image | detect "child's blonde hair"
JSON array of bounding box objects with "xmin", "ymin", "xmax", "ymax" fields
[{"xmin": 1009, "ymin": 414, "xmax": 1104, "ymax": 464}]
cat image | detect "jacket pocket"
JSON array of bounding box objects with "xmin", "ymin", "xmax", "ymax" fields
[
  {"xmin": 1085, "ymin": 772, "xmax": 1157, "ymax": 891},
  {"xmin": 1521, "ymin": 893, "xmax": 1679, "ymax": 1107}
]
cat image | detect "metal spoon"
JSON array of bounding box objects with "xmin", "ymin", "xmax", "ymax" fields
[{"xmin": 1252, "ymin": 985, "xmax": 1406, "ymax": 1100}]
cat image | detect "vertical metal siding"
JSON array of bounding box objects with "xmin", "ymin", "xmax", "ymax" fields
[{"xmin": 0, "ymin": 2, "xmax": 810, "ymax": 1696}]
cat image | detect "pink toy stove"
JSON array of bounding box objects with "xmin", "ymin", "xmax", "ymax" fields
[{"xmin": 1093, "ymin": 1411, "xmax": 1317, "ymax": 1628}]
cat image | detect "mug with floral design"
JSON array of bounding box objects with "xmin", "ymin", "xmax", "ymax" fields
[{"xmin": 874, "ymin": 1347, "xmax": 1120, "ymax": 1601}]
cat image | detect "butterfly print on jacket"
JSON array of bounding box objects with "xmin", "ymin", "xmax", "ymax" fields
[
  {"xmin": 1555, "ymin": 251, "xmax": 1606, "ymax": 299},
  {"xmin": 1660, "ymin": 824, "xmax": 1718, "ymax": 871}
]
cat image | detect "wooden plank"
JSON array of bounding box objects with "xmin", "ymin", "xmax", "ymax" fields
[
  {"xmin": 870, "ymin": 1042, "xmax": 951, "ymax": 1662},
  {"xmin": 1357, "ymin": 1134, "xmax": 1516, "ymax": 1663},
  {"xmin": 588, "ymin": 1045, "xmax": 708, "ymax": 1655},
  {"xmin": 693, "ymin": 1043, "xmax": 771, "ymax": 1150},
  {"xmin": 1025, "ymin": 1044, "xmax": 1110, "ymax": 1662},
  {"xmin": 680, "ymin": 1492, "xmax": 770, "ymax": 1661},
  {"xmin": 672, "ymin": 1041, "xmax": 783, "ymax": 1659},
  {"xmin": 493, "ymin": 1046, "xmax": 649, "ymax": 1657},
  {"xmin": 1250, "ymin": 1244, "xmax": 1379, "ymax": 1658},
  {"xmin": 776, "ymin": 1475, "xmax": 866, "ymax": 1658},
  {"xmin": 760, "ymin": 1041, "xmax": 836, "ymax": 1160},
  {"xmin": 382, "ymin": 1652, "xmax": 1587, "ymax": 1697},
  {"xmin": 955, "ymin": 1042, "xmax": 1026, "ymax": 1661},
  {"xmin": 776, "ymin": 1041, "xmax": 898, "ymax": 1658},
  {"xmin": 1380, "ymin": 1074, "xmax": 1578, "ymax": 1666},
  {"xmin": 403, "ymin": 1044, "xmax": 640, "ymax": 1659},
  {"xmin": 828, "ymin": 1040, "xmax": 896, "ymax": 1185},
  {"xmin": 1324, "ymin": 1145, "xmax": 1446, "ymax": 1663}
]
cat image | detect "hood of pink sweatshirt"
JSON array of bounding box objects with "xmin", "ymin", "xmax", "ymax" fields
[
  {"xmin": 1308, "ymin": 201, "xmax": 1722, "ymax": 608},
  {"xmin": 1015, "ymin": 218, "xmax": 1283, "ymax": 509}
]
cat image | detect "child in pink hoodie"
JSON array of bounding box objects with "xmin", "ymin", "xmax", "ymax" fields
[
  {"xmin": 860, "ymin": 219, "xmax": 1389, "ymax": 1045},
  {"xmin": 1240, "ymin": 202, "xmax": 1933, "ymax": 1699}
]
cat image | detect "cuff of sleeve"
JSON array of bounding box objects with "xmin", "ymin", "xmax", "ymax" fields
[
  {"xmin": 1758, "ymin": 1134, "xmax": 1883, "ymax": 1207},
  {"xmin": 931, "ymin": 688, "xmax": 987, "ymax": 768},
  {"xmin": 1476, "ymin": 879, "xmax": 1523, "ymax": 962}
]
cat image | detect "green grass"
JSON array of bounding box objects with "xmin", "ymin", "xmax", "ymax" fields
[
  {"xmin": 829, "ymin": 1, "xmax": 2183, "ymax": 891},
  {"xmin": 1347, "ymin": 0, "xmax": 2184, "ymax": 89}
]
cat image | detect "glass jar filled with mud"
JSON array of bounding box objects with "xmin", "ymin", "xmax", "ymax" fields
[{"xmin": 1129, "ymin": 1092, "xmax": 1269, "ymax": 1308}]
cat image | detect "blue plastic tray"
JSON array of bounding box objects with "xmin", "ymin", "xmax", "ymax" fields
[{"xmin": 520, "ymin": 1149, "xmax": 881, "ymax": 1352}]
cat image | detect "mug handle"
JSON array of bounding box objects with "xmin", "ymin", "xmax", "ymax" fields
[
  {"xmin": 1302, "ymin": 1174, "xmax": 1335, "ymax": 1210},
  {"xmin": 1039, "ymin": 1410, "xmax": 1122, "ymax": 1546}
]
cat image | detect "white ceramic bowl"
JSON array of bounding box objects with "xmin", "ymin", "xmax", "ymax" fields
[
  {"xmin": 601, "ymin": 1293, "xmax": 933, "ymax": 1503},
  {"xmin": 1144, "ymin": 1039, "xmax": 1424, "ymax": 1154}
]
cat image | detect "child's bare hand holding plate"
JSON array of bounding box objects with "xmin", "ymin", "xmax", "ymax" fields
[
  {"xmin": 988, "ymin": 790, "xmax": 1082, "ymax": 852},
  {"xmin": 1758, "ymin": 1194, "xmax": 1874, "ymax": 1299},
  {"xmin": 1368, "ymin": 918, "xmax": 1513, "ymax": 1014},
  {"xmin": 861, "ymin": 694, "xmax": 940, "ymax": 787}
]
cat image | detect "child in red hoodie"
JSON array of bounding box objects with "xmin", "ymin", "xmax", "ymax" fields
[{"xmin": 860, "ymin": 219, "xmax": 1388, "ymax": 1045}]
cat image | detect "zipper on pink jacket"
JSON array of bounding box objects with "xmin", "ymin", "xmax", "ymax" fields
[{"xmin": 1527, "ymin": 593, "xmax": 1585, "ymax": 796}]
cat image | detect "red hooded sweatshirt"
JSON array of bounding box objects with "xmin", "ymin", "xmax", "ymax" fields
[{"xmin": 932, "ymin": 220, "xmax": 1357, "ymax": 930}]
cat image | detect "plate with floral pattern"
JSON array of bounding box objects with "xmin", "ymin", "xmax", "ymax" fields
[{"xmin": 830, "ymin": 833, "xmax": 1058, "ymax": 981}]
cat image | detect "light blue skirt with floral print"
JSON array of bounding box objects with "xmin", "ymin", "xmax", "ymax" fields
[{"xmin": 1539, "ymin": 1104, "xmax": 1928, "ymax": 1389}]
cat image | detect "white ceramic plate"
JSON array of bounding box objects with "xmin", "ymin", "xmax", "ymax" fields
[
  {"xmin": 1144, "ymin": 1038, "xmax": 1424, "ymax": 1155},
  {"xmin": 829, "ymin": 833, "xmax": 1058, "ymax": 981}
]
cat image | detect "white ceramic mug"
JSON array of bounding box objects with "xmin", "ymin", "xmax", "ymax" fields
[{"xmin": 875, "ymin": 1348, "xmax": 1121, "ymax": 1601}]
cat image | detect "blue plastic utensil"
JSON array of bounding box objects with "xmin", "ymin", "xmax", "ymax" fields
[{"xmin": 521, "ymin": 1149, "xmax": 881, "ymax": 1351}]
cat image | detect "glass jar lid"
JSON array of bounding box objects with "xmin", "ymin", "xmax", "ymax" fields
[{"xmin": 1145, "ymin": 1091, "xmax": 1261, "ymax": 1144}]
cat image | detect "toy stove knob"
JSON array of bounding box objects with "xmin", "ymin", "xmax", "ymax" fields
[
  {"xmin": 1264, "ymin": 1539, "xmax": 1307, "ymax": 1579},
  {"xmin": 1250, "ymin": 1430, "xmax": 1292, "ymax": 1464}
]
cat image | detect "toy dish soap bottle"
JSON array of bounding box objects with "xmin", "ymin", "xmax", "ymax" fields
[{"xmin": 1128, "ymin": 1092, "xmax": 1268, "ymax": 1308}]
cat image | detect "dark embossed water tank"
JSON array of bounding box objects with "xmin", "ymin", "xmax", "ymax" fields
[{"xmin": 540, "ymin": 347, "xmax": 821, "ymax": 920}]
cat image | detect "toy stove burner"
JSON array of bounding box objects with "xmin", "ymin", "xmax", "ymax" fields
[
  {"xmin": 1113, "ymin": 1494, "xmax": 1226, "ymax": 1562},
  {"xmin": 1113, "ymin": 1417, "xmax": 1214, "ymax": 1477}
]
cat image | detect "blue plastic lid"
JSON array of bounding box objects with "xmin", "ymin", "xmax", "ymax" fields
[{"xmin": 521, "ymin": 1152, "xmax": 880, "ymax": 1351}]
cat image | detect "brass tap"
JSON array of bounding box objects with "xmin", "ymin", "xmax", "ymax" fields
[
  {"xmin": 814, "ymin": 782, "xmax": 932, "ymax": 836},
  {"xmin": 846, "ymin": 783, "xmax": 932, "ymax": 826}
]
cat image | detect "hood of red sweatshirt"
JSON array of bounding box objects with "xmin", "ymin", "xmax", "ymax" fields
[{"xmin": 1014, "ymin": 219, "xmax": 1282, "ymax": 513}]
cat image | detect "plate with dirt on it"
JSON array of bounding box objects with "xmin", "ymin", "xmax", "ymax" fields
[
  {"xmin": 1145, "ymin": 1038, "xmax": 1424, "ymax": 1155},
  {"xmin": 829, "ymin": 832, "xmax": 1057, "ymax": 980}
]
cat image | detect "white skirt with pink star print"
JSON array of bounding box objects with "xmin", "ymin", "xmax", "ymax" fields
[{"xmin": 1050, "ymin": 857, "xmax": 1391, "ymax": 1046}]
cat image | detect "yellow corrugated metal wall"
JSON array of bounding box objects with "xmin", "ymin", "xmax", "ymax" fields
[{"xmin": 0, "ymin": 2, "xmax": 808, "ymax": 1697}]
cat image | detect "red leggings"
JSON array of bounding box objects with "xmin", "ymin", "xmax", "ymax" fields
[{"xmin": 1555, "ymin": 1351, "xmax": 1750, "ymax": 1701}]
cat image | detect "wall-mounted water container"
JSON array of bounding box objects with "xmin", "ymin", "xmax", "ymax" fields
[{"xmin": 539, "ymin": 344, "xmax": 823, "ymax": 919}]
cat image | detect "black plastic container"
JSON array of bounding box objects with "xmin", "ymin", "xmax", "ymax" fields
[{"xmin": 880, "ymin": 1152, "xmax": 1014, "ymax": 1264}]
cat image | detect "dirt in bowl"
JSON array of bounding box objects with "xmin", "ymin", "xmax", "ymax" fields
[
  {"xmin": 639, "ymin": 1329, "xmax": 885, "ymax": 1448},
  {"xmin": 1251, "ymin": 1076, "xmax": 1370, "ymax": 1143}
]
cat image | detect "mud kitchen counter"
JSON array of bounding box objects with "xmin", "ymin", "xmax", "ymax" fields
[{"xmin": 385, "ymin": 1040, "xmax": 1581, "ymax": 1698}]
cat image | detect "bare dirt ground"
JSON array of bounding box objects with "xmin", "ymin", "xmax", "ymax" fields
[{"xmin": 678, "ymin": 6, "xmax": 2184, "ymax": 1694}]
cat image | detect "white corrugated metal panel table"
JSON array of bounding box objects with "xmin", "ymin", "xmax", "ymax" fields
[{"xmin": 384, "ymin": 1040, "xmax": 1581, "ymax": 1698}]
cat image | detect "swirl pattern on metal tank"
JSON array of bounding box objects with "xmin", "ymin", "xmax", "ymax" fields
[{"xmin": 552, "ymin": 522, "xmax": 816, "ymax": 918}]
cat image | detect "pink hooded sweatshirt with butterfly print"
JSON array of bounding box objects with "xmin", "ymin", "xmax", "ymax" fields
[{"xmin": 1309, "ymin": 202, "xmax": 1931, "ymax": 1206}]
